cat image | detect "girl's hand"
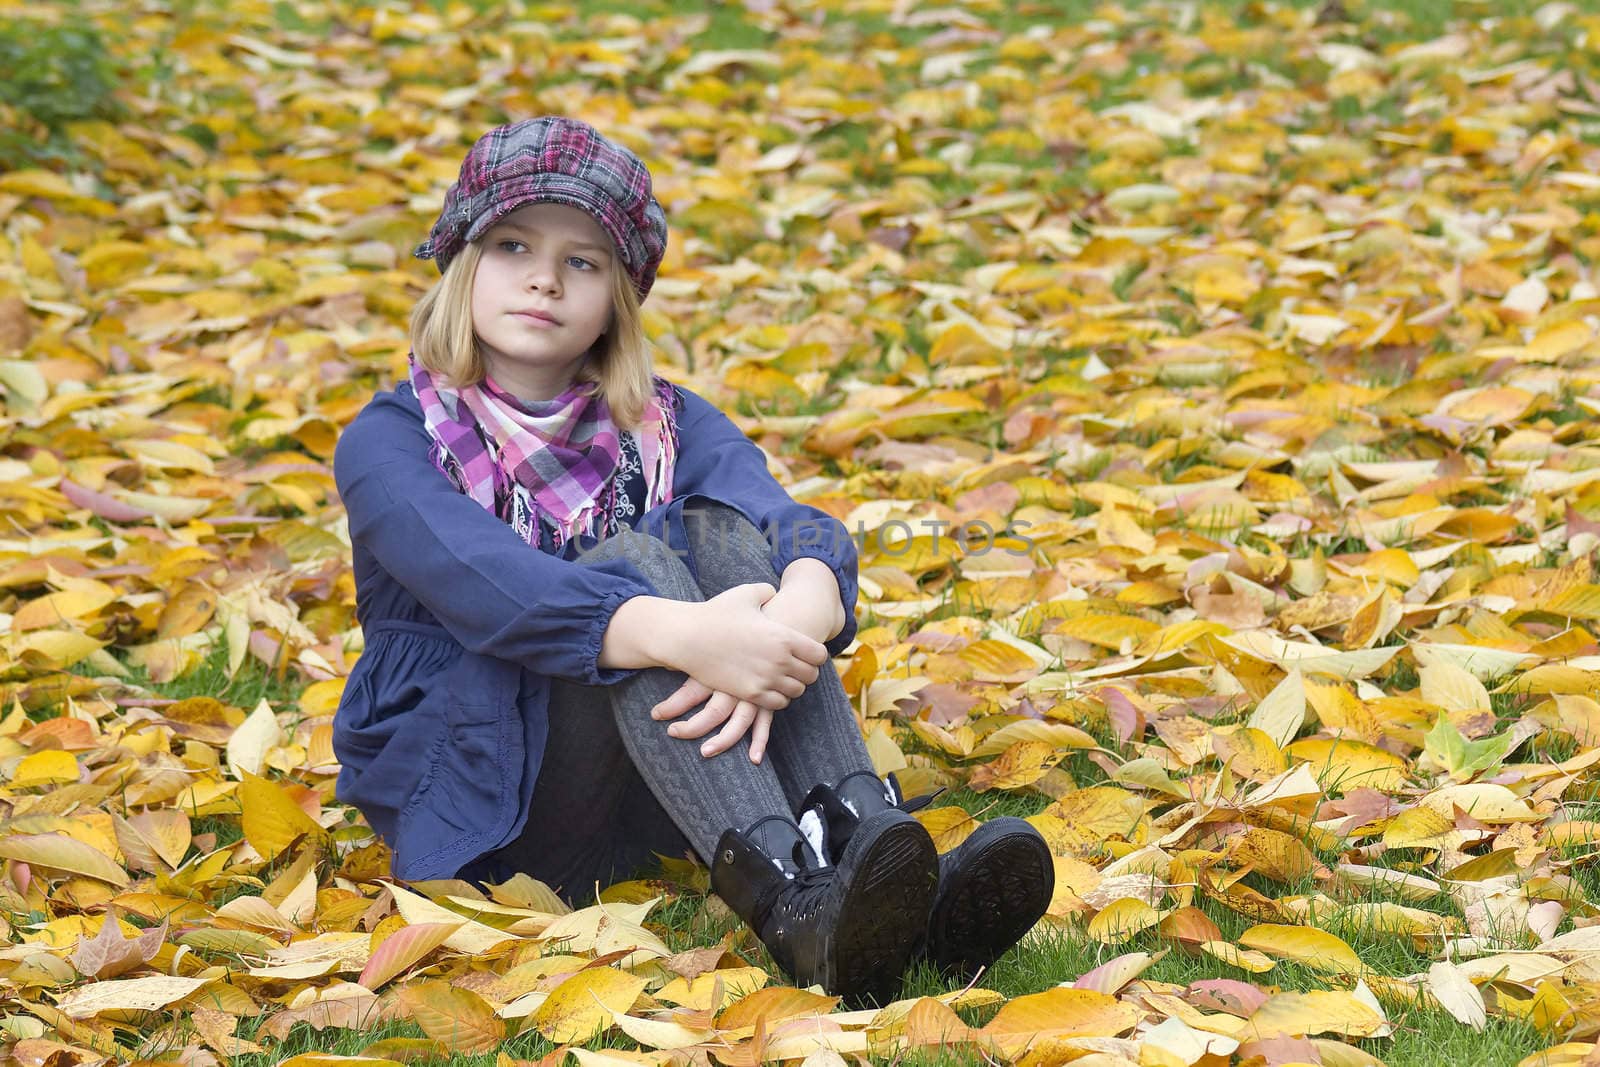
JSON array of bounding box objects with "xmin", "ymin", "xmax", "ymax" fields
[
  {"xmin": 651, "ymin": 678, "xmax": 776, "ymax": 762},
  {"xmin": 758, "ymin": 584, "xmax": 838, "ymax": 645},
  {"xmin": 661, "ymin": 584, "xmax": 826, "ymax": 709}
]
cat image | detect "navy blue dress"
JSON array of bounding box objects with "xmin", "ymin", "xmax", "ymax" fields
[{"xmin": 331, "ymin": 382, "xmax": 859, "ymax": 881}]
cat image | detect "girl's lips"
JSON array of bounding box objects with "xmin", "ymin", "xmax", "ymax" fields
[{"xmin": 513, "ymin": 311, "xmax": 561, "ymax": 327}]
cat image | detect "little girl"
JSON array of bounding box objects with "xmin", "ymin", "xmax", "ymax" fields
[{"xmin": 332, "ymin": 117, "xmax": 1051, "ymax": 1003}]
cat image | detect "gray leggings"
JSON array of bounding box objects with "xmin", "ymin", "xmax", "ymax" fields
[{"xmin": 466, "ymin": 503, "xmax": 875, "ymax": 903}]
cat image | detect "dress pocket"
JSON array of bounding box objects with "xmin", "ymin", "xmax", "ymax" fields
[
  {"xmin": 434, "ymin": 697, "xmax": 511, "ymax": 813},
  {"xmin": 391, "ymin": 659, "xmax": 523, "ymax": 879}
]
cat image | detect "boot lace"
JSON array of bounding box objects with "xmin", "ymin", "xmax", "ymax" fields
[{"xmin": 776, "ymin": 866, "xmax": 834, "ymax": 921}]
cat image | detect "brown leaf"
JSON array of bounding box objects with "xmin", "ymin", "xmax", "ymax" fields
[{"xmin": 67, "ymin": 908, "xmax": 154, "ymax": 985}]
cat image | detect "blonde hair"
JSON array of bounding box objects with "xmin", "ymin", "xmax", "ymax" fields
[{"xmin": 410, "ymin": 239, "xmax": 654, "ymax": 430}]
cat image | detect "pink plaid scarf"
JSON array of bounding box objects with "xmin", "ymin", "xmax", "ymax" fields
[{"xmin": 409, "ymin": 356, "xmax": 677, "ymax": 552}]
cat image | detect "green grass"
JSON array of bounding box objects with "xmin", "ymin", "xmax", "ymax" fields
[{"xmin": 139, "ymin": 645, "xmax": 307, "ymax": 708}]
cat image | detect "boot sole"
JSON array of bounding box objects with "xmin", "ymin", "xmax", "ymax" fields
[
  {"xmin": 821, "ymin": 811, "xmax": 938, "ymax": 1005},
  {"xmin": 927, "ymin": 818, "xmax": 1052, "ymax": 977}
]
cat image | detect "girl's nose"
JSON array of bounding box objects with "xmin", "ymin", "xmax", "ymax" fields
[{"xmin": 526, "ymin": 260, "xmax": 561, "ymax": 295}]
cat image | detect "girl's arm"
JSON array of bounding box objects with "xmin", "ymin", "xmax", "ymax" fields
[
  {"xmin": 646, "ymin": 560, "xmax": 842, "ymax": 763},
  {"xmin": 644, "ymin": 390, "xmax": 862, "ymax": 760},
  {"xmin": 764, "ymin": 557, "xmax": 847, "ymax": 645},
  {"xmin": 668, "ymin": 388, "xmax": 861, "ymax": 654},
  {"xmin": 598, "ymin": 583, "xmax": 826, "ymax": 711},
  {"xmin": 335, "ymin": 391, "xmax": 663, "ymax": 686}
]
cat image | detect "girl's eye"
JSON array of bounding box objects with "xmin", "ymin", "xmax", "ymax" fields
[
  {"xmin": 567, "ymin": 256, "xmax": 596, "ymax": 270},
  {"xmin": 497, "ymin": 239, "xmax": 527, "ymax": 253}
]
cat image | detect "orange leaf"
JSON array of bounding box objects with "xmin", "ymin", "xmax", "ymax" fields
[{"xmin": 358, "ymin": 922, "xmax": 461, "ymax": 990}]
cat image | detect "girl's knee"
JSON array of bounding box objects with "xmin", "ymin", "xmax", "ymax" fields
[
  {"xmin": 577, "ymin": 529, "xmax": 698, "ymax": 593},
  {"xmin": 686, "ymin": 503, "xmax": 777, "ymax": 574}
]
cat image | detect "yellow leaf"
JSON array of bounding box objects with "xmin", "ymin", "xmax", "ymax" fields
[
  {"xmin": 1338, "ymin": 902, "xmax": 1457, "ymax": 938},
  {"xmin": 227, "ymin": 699, "xmax": 284, "ymax": 779},
  {"xmin": 1440, "ymin": 386, "xmax": 1533, "ymax": 425},
  {"xmin": 9, "ymin": 629, "xmax": 106, "ymax": 669},
  {"xmin": 55, "ymin": 974, "xmax": 209, "ymax": 1017},
  {"xmin": 1287, "ymin": 737, "xmax": 1408, "ymax": 792},
  {"xmin": 387, "ymin": 883, "xmax": 514, "ymax": 954},
  {"xmin": 1211, "ymin": 726, "xmax": 1288, "ymax": 782},
  {"xmin": 1096, "ymin": 506, "xmax": 1155, "ymax": 554},
  {"xmin": 110, "ymin": 489, "xmax": 212, "ymax": 522},
  {"xmin": 1420, "ymin": 783, "xmax": 1537, "ymax": 823},
  {"xmin": 112, "ymin": 810, "xmax": 190, "ymax": 873},
  {"xmin": 299, "ymin": 678, "xmax": 348, "ymax": 716},
  {"xmin": 1425, "ymin": 961, "xmax": 1486, "ymax": 1030},
  {"xmin": 1419, "ymin": 658, "xmax": 1491, "ymax": 713},
  {"xmin": 1191, "ymin": 261, "xmax": 1259, "ymax": 305},
  {"xmin": 1248, "ymin": 990, "xmax": 1388, "ymax": 1038},
  {"xmin": 929, "ymin": 322, "xmax": 1002, "ymax": 365},
  {"xmin": 399, "ymin": 981, "xmax": 505, "ymax": 1054},
  {"xmin": 1246, "ymin": 668, "xmax": 1306, "ymax": 748},
  {"xmin": 872, "ymin": 391, "xmax": 988, "ymax": 439},
  {"xmin": 0, "ymin": 832, "xmax": 129, "ymax": 887},
  {"xmin": 967, "ymin": 740, "xmax": 1062, "ymax": 792},
  {"xmin": 1053, "ymin": 614, "xmax": 1162, "ymax": 650},
  {"xmin": 957, "ymin": 639, "xmax": 1044, "ymax": 683},
  {"xmin": 1029, "ymin": 787, "xmax": 1149, "ymax": 853},
  {"xmin": 655, "ymin": 966, "xmax": 768, "ymax": 1011},
  {"xmin": 1382, "ymin": 804, "xmax": 1456, "ymax": 850},
  {"xmin": 239, "ymin": 769, "xmax": 322, "ymax": 861},
  {"xmin": 122, "ymin": 438, "xmax": 217, "ymax": 474},
  {"xmin": 12, "ymin": 586, "xmax": 117, "ymax": 631},
  {"xmin": 0, "ymin": 169, "xmax": 114, "ymax": 214},
  {"xmin": 1343, "ymin": 586, "xmax": 1403, "ymax": 649},
  {"xmin": 1238, "ymin": 923, "xmax": 1363, "ymax": 974},
  {"xmin": 78, "ymin": 240, "xmax": 153, "ymax": 287},
  {"xmin": 1226, "ymin": 827, "xmax": 1319, "ymax": 884},
  {"xmin": 1333, "ymin": 864, "xmax": 1442, "ymax": 903},
  {"xmin": 1087, "ymin": 897, "xmax": 1162, "ymax": 944},
  {"xmin": 1352, "ymin": 547, "xmax": 1420, "ymax": 587},
  {"xmin": 1522, "ymin": 319, "xmax": 1593, "ymax": 361},
  {"xmin": 155, "ymin": 583, "xmax": 219, "ymax": 640},
  {"xmin": 610, "ymin": 1013, "xmax": 716, "ymax": 1050},
  {"xmin": 10, "ymin": 749, "xmax": 80, "ymax": 787},
  {"xmin": 914, "ymin": 807, "xmax": 980, "ymax": 853},
  {"xmin": 1198, "ymin": 939, "xmax": 1276, "ymax": 973},
  {"xmin": 980, "ymin": 987, "xmax": 1139, "ymax": 1056},
  {"xmin": 717, "ymin": 984, "xmax": 838, "ymax": 1030},
  {"xmin": 1303, "ymin": 680, "xmax": 1381, "ymax": 742},
  {"xmin": 534, "ymin": 968, "xmax": 649, "ymax": 1043},
  {"xmin": 969, "ymin": 719, "xmax": 1097, "ymax": 759}
]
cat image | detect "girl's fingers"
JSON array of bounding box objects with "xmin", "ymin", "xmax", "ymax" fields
[
  {"xmin": 651, "ymin": 678, "xmax": 712, "ymax": 721},
  {"xmin": 667, "ymin": 692, "xmax": 736, "ymax": 739},
  {"xmin": 702, "ymin": 701, "xmax": 758, "ymax": 757},
  {"xmin": 748, "ymin": 708, "xmax": 773, "ymax": 764},
  {"xmin": 792, "ymin": 636, "xmax": 829, "ymax": 666},
  {"xmin": 752, "ymin": 689, "xmax": 792, "ymax": 712}
]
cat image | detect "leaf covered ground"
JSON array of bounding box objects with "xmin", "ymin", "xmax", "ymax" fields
[{"xmin": 2, "ymin": 0, "xmax": 1600, "ymax": 1065}]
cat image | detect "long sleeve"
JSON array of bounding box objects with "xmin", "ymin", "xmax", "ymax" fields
[
  {"xmin": 669, "ymin": 389, "xmax": 860, "ymax": 655},
  {"xmin": 334, "ymin": 389, "xmax": 658, "ymax": 684}
]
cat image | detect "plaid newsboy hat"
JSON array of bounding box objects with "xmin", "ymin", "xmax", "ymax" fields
[{"xmin": 414, "ymin": 117, "xmax": 668, "ymax": 302}]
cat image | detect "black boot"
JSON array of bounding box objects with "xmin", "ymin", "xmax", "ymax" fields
[
  {"xmin": 710, "ymin": 811, "xmax": 937, "ymax": 1005},
  {"xmin": 799, "ymin": 772, "xmax": 1053, "ymax": 978}
]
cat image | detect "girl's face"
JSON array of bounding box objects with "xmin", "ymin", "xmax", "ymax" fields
[{"xmin": 470, "ymin": 202, "xmax": 617, "ymax": 402}]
